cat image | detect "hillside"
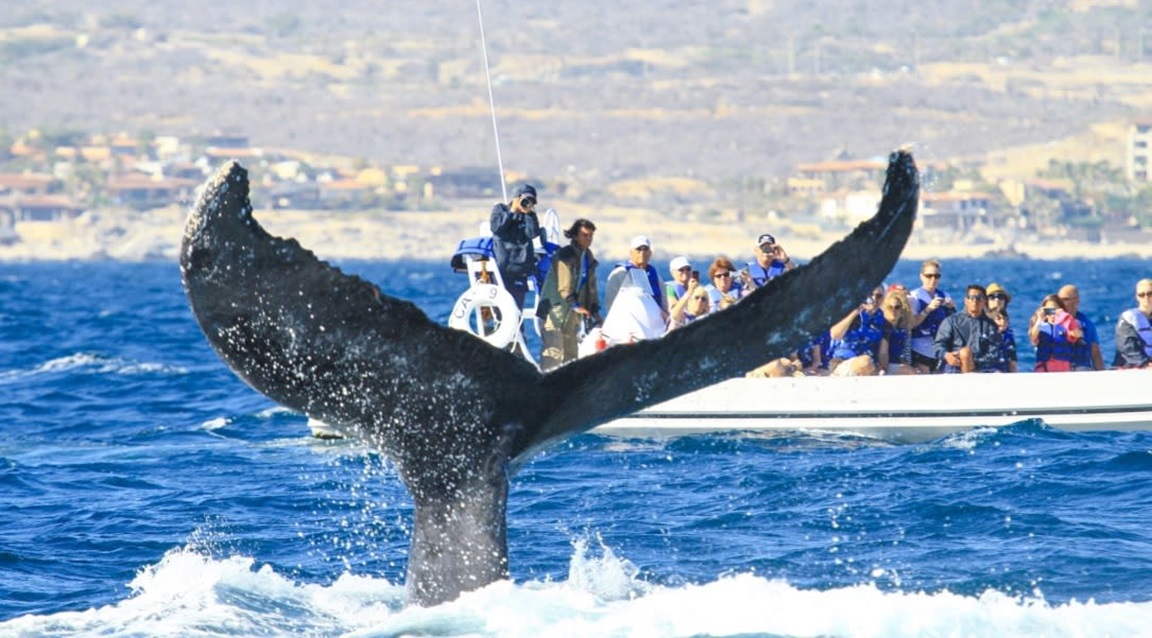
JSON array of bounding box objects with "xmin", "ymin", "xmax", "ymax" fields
[{"xmin": 3, "ymin": 0, "xmax": 1151, "ymax": 200}]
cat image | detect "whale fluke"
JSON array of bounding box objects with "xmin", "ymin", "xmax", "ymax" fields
[{"xmin": 180, "ymin": 149, "xmax": 918, "ymax": 606}]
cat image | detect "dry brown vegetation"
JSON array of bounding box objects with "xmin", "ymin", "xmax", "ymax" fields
[{"xmin": 2, "ymin": 0, "xmax": 1151, "ymax": 214}]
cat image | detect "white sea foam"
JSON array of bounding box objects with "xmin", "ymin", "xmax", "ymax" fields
[
  {"xmin": 4, "ymin": 352, "xmax": 189, "ymax": 379},
  {"xmin": 3, "ymin": 543, "xmax": 1151, "ymax": 637}
]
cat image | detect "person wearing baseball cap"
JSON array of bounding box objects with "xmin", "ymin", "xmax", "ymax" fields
[
  {"xmin": 744, "ymin": 232, "xmax": 795, "ymax": 292},
  {"xmin": 601, "ymin": 234, "xmax": 668, "ymax": 342},
  {"xmin": 490, "ymin": 183, "xmax": 545, "ymax": 311},
  {"xmin": 665, "ymin": 255, "xmax": 701, "ymax": 327}
]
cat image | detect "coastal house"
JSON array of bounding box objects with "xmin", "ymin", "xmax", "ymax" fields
[
  {"xmin": 919, "ymin": 191, "xmax": 995, "ymax": 231},
  {"xmin": 106, "ymin": 174, "xmax": 199, "ymax": 210},
  {"xmin": 0, "ymin": 173, "xmax": 58, "ymax": 197},
  {"xmin": 424, "ymin": 166, "xmax": 505, "ymax": 199},
  {"xmin": 317, "ymin": 178, "xmax": 374, "ymax": 209},
  {"xmin": 818, "ymin": 189, "xmax": 882, "ymax": 225},
  {"xmin": 1125, "ymin": 116, "xmax": 1152, "ymax": 184},
  {"xmin": 793, "ymin": 159, "xmax": 887, "ymax": 193},
  {"xmin": 269, "ymin": 182, "xmax": 322, "ymax": 209},
  {"xmin": 0, "ymin": 195, "xmax": 83, "ymax": 222}
]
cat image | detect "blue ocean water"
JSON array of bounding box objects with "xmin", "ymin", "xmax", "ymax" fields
[{"xmin": 2, "ymin": 256, "xmax": 1152, "ymax": 637}]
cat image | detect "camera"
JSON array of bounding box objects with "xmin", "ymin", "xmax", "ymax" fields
[{"xmin": 1043, "ymin": 307, "xmax": 1056, "ymax": 316}]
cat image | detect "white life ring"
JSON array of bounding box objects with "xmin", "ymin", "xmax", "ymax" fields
[{"xmin": 448, "ymin": 283, "xmax": 521, "ymax": 348}]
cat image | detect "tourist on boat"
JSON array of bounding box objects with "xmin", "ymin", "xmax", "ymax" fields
[
  {"xmin": 666, "ymin": 286, "xmax": 711, "ymax": 333},
  {"xmin": 1058, "ymin": 284, "xmax": 1105, "ymax": 371},
  {"xmin": 490, "ymin": 184, "xmax": 547, "ymax": 310},
  {"xmin": 910, "ymin": 259, "xmax": 956, "ymax": 373},
  {"xmin": 741, "ymin": 232, "xmax": 795, "ymax": 294},
  {"xmin": 797, "ymin": 332, "xmax": 832, "ymax": 376},
  {"xmin": 601, "ymin": 236, "xmax": 668, "ymax": 343},
  {"xmin": 539, "ymin": 218, "xmax": 601, "ymax": 372},
  {"xmin": 986, "ymin": 282, "xmax": 1011, "ymax": 313},
  {"xmin": 1030, "ymin": 294, "xmax": 1082, "ymax": 373},
  {"xmin": 666, "ymin": 256, "xmax": 701, "ymax": 326},
  {"xmin": 827, "ymin": 286, "xmax": 887, "ymax": 376},
  {"xmin": 878, "ymin": 288, "xmax": 917, "ymax": 375},
  {"xmin": 1113, "ymin": 278, "xmax": 1152, "ymax": 369},
  {"xmin": 933, "ymin": 284, "xmax": 1002, "ymax": 373},
  {"xmin": 665, "ymin": 256, "xmax": 694, "ymax": 306},
  {"xmin": 985, "ymin": 307, "xmax": 1018, "ymax": 373},
  {"xmin": 703, "ymin": 257, "xmax": 743, "ymax": 312}
]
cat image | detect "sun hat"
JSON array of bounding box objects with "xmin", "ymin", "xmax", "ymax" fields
[{"xmin": 986, "ymin": 282, "xmax": 1011, "ymax": 302}]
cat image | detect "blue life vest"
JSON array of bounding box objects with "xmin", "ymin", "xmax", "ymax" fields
[
  {"xmin": 884, "ymin": 325, "xmax": 910, "ymax": 365},
  {"xmin": 797, "ymin": 332, "xmax": 832, "ymax": 369},
  {"xmin": 615, "ymin": 261, "xmax": 662, "ymax": 304},
  {"xmin": 992, "ymin": 327, "xmax": 1017, "ymax": 372},
  {"xmin": 704, "ymin": 283, "xmax": 742, "ymax": 310},
  {"xmin": 1035, "ymin": 322, "xmax": 1075, "ymax": 366},
  {"xmin": 1120, "ymin": 309, "xmax": 1152, "ymax": 359},
  {"xmin": 745, "ymin": 260, "xmax": 786, "ymax": 287},
  {"xmin": 830, "ymin": 310, "xmax": 886, "ymax": 360},
  {"xmin": 666, "ymin": 281, "xmax": 688, "ymax": 303},
  {"xmin": 911, "ymin": 287, "xmax": 951, "ymax": 339}
]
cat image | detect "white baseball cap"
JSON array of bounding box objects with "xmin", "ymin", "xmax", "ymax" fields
[
  {"xmin": 630, "ymin": 235, "xmax": 651, "ymax": 249},
  {"xmin": 669, "ymin": 256, "xmax": 692, "ymax": 275}
]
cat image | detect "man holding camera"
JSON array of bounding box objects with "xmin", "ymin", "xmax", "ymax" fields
[
  {"xmin": 490, "ymin": 184, "xmax": 547, "ymax": 311},
  {"xmin": 742, "ymin": 233, "xmax": 795, "ymax": 293}
]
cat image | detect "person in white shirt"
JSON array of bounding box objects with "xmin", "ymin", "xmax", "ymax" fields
[{"xmin": 601, "ymin": 236, "xmax": 668, "ymax": 343}]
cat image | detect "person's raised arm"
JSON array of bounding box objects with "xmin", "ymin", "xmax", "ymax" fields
[{"xmin": 829, "ymin": 306, "xmax": 862, "ymax": 340}]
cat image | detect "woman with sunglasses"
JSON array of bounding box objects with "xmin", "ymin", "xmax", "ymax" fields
[
  {"xmin": 703, "ymin": 257, "xmax": 743, "ymax": 313},
  {"xmin": 909, "ymin": 259, "xmax": 955, "ymax": 373},
  {"xmin": 1029, "ymin": 294, "xmax": 1082, "ymax": 372},
  {"xmin": 878, "ymin": 288, "xmax": 918, "ymax": 375},
  {"xmin": 1113, "ymin": 278, "xmax": 1152, "ymax": 369},
  {"xmin": 666, "ymin": 286, "xmax": 711, "ymax": 333}
]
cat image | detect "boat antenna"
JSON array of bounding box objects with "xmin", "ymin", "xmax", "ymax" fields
[{"xmin": 475, "ymin": 0, "xmax": 507, "ymax": 203}]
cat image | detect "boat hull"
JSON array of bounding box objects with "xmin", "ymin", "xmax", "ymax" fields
[{"xmin": 597, "ymin": 369, "xmax": 1152, "ymax": 443}]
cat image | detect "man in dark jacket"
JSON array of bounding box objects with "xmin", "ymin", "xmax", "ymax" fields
[
  {"xmin": 539, "ymin": 218, "xmax": 600, "ymax": 371},
  {"xmin": 933, "ymin": 284, "xmax": 1004, "ymax": 373},
  {"xmin": 490, "ymin": 184, "xmax": 546, "ymax": 310}
]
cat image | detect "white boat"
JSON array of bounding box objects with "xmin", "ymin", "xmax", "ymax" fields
[
  {"xmin": 596, "ymin": 368, "xmax": 1152, "ymax": 443},
  {"xmin": 310, "ymin": 369, "xmax": 1151, "ymax": 443}
]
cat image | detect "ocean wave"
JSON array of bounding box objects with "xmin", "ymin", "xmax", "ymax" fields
[
  {"xmin": 3, "ymin": 541, "xmax": 1150, "ymax": 638},
  {"xmin": 0, "ymin": 353, "xmax": 188, "ymax": 382}
]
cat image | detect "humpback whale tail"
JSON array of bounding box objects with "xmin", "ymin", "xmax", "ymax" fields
[{"xmin": 181, "ymin": 149, "xmax": 918, "ymax": 606}]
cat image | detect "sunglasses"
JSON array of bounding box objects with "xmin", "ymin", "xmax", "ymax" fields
[
  {"xmin": 1139, "ymin": 291, "xmax": 1152, "ymax": 298},
  {"xmin": 691, "ymin": 295, "xmax": 709, "ymax": 301},
  {"xmin": 922, "ymin": 273, "xmax": 941, "ymax": 279},
  {"xmin": 988, "ymin": 293, "xmax": 1008, "ymax": 301},
  {"xmin": 714, "ymin": 272, "xmax": 732, "ymax": 278},
  {"xmin": 967, "ymin": 294, "xmax": 986, "ymax": 301}
]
